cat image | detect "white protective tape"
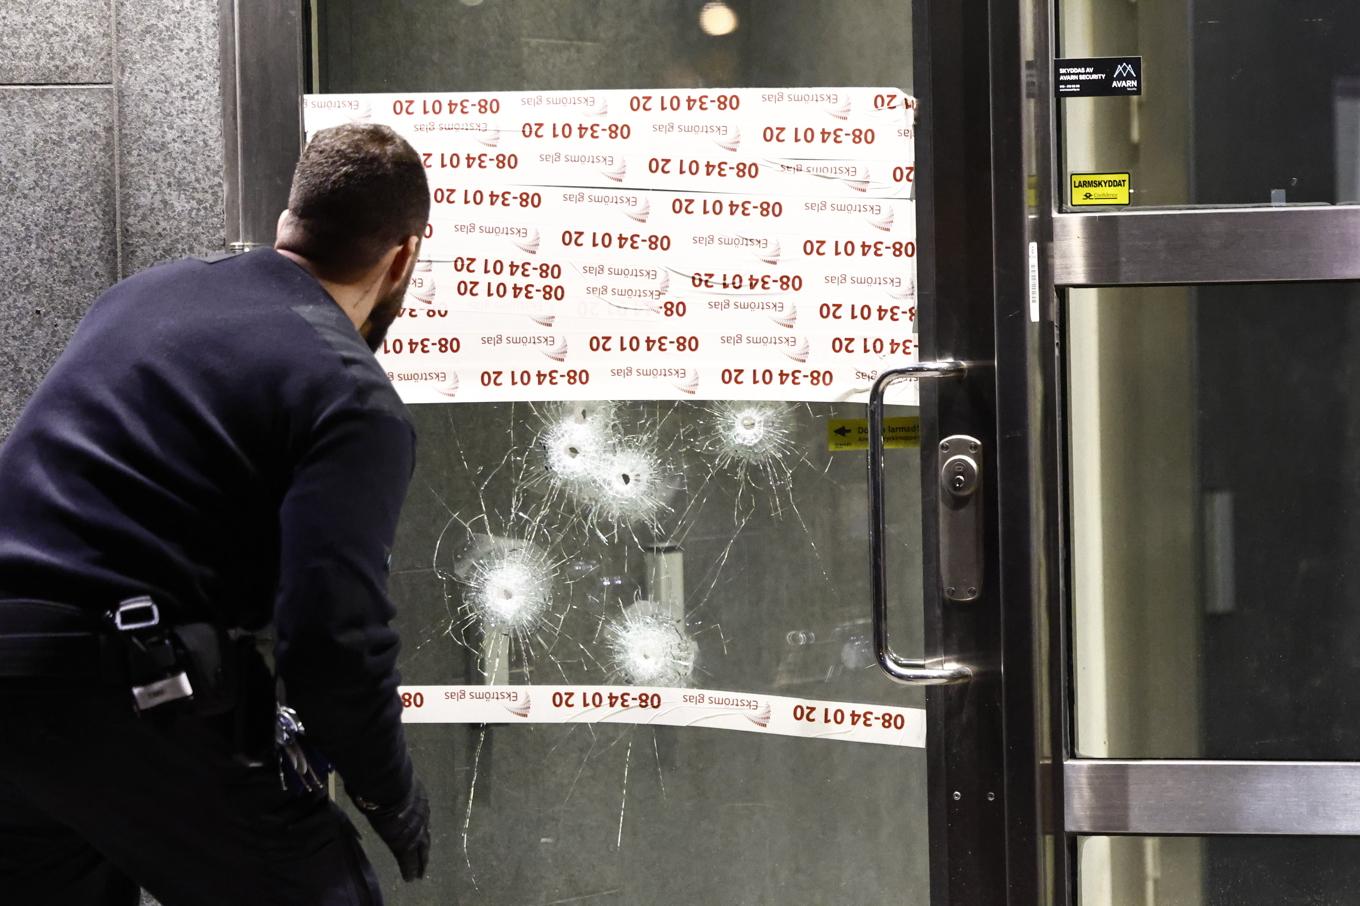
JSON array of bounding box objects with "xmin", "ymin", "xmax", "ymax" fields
[
  {"xmin": 303, "ymin": 87, "xmax": 920, "ymax": 405},
  {"xmin": 399, "ymin": 684, "xmax": 926, "ymax": 749}
]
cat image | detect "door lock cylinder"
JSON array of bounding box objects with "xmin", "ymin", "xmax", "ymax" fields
[{"xmin": 939, "ymin": 436, "xmax": 983, "ymax": 602}]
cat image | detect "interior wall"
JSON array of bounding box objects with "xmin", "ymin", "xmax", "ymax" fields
[{"xmin": 0, "ymin": 0, "xmax": 225, "ymax": 439}]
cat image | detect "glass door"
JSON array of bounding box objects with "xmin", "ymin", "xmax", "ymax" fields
[
  {"xmin": 287, "ymin": 1, "xmax": 1023, "ymax": 904},
  {"xmin": 1026, "ymin": 0, "xmax": 1360, "ymax": 901}
]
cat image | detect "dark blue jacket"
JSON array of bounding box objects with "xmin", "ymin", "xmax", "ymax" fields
[{"xmin": 0, "ymin": 249, "xmax": 415, "ymax": 805}]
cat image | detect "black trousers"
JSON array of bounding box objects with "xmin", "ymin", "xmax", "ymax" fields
[{"xmin": 0, "ymin": 686, "xmax": 384, "ymax": 906}]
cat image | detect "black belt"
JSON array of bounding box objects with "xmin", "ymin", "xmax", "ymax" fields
[
  {"xmin": 0, "ymin": 600, "xmax": 276, "ymax": 763},
  {"xmin": 0, "ymin": 599, "xmax": 127, "ymax": 684}
]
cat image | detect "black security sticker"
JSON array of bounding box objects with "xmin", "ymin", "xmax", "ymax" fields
[{"xmin": 1054, "ymin": 57, "xmax": 1142, "ymax": 97}]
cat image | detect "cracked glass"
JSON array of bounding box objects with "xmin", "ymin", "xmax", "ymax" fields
[{"xmin": 313, "ymin": 2, "xmax": 926, "ymax": 902}]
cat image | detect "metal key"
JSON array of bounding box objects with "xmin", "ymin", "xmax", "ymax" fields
[{"xmin": 276, "ymin": 705, "xmax": 325, "ymax": 793}]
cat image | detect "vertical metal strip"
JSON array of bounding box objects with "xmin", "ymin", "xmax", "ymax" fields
[
  {"xmin": 110, "ymin": 0, "xmax": 124, "ymax": 277},
  {"xmin": 232, "ymin": 0, "xmax": 245, "ymax": 242},
  {"xmin": 1029, "ymin": 0, "xmax": 1075, "ymax": 901},
  {"xmin": 219, "ymin": 0, "xmax": 242, "ymax": 246},
  {"xmin": 991, "ymin": 0, "xmax": 1047, "ymax": 896},
  {"xmin": 227, "ymin": 0, "xmax": 306, "ymax": 247},
  {"xmin": 915, "ymin": 0, "xmax": 1011, "ymax": 902}
]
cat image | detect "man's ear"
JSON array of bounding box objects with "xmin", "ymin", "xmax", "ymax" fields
[
  {"xmin": 387, "ymin": 235, "xmax": 420, "ymax": 282},
  {"xmin": 273, "ymin": 210, "xmax": 292, "ymax": 246}
]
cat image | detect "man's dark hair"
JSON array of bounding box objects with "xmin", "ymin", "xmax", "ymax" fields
[{"xmin": 280, "ymin": 124, "xmax": 430, "ymax": 280}]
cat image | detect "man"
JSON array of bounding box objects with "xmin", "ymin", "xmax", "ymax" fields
[{"xmin": 0, "ymin": 123, "xmax": 432, "ymax": 905}]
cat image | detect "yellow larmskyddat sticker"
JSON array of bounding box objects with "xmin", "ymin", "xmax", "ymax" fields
[
  {"xmin": 828, "ymin": 416, "xmax": 921, "ymax": 452},
  {"xmin": 1071, "ymin": 172, "xmax": 1130, "ymax": 206}
]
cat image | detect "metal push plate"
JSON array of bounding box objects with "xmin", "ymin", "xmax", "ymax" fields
[{"xmin": 938, "ymin": 435, "xmax": 983, "ymax": 602}]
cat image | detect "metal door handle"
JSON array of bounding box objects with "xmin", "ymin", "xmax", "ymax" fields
[{"xmin": 868, "ymin": 362, "xmax": 974, "ymax": 685}]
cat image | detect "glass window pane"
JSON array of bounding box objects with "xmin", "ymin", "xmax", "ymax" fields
[
  {"xmin": 1079, "ymin": 836, "xmax": 1360, "ymax": 906},
  {"xmin": 316, "ymin": 1, "xmax": 911, "ymax": 93},
  {"xmin": 393, "ymin": 401, "xmax": 925, "ymax": 902},
  {"xmin": 1068, "ymin": 282, "xmax": 1360, "ymax": 759},
  {"xmin": 1058, "ymin": 0, "xmax": 1360, "ymax": 207},
  {"xmin": 312, "ymin": 2, "xmax": 925, "ymax": 902}
]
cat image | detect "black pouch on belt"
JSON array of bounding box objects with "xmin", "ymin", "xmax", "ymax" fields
[
  {"xmin": 231, "ymin": 636, "xmax": 278, "ymax": 766},
  {"xmin": 168, "ymin": 622, "xmax": 238, "ymax": 716},
  {"xmin": 110, "ymin": 596, "xmax": 239, "ymax": 716},
  {"xmin": 135, "ymin": 624, "xmax": 278, "ymax": 765},
  {"xmin": 127, "ymin": 606, "xmax": 278, "ymax": 764}
]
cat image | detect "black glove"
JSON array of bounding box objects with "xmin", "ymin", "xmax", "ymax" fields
[{"xmin": 353, "ymin": 777, "xmax": 431, "ymax": 881}]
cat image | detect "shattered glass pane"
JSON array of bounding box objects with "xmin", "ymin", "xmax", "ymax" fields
[
  {"xmin": 312, "ymin": 1, "xmax": 923, "ymax": 900},
  {"xmin": 383, "ymin": 399, "xmax": 929, "ymax": 903}
]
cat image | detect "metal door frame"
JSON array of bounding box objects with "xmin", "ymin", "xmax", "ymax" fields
[
  {"xmin": 219, "ymin": 0, "xmax": 308, "ymax": 248},
  {"xmin": 1016, "ymin": 0, "xmax": 1360, "ymax": 898},
  {"xmin": 224, "ymin": 1, "xmax": 1046, "ymax": 903},
  {"xmin": 914, "ymin": 0, "xmax": 1039, "ymax": 900},
  {"xmin": 220, "ymin": 0, "xmax": 1360, "ymax": 888}
]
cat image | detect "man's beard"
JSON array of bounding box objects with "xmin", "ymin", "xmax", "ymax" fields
[
  {"xmin": 361, "ymin": 285, "xmax": 404, "ymax": 352},
  {"xmin": 361, "ymin": 258, "xmax": 415, "ymax": 352}
]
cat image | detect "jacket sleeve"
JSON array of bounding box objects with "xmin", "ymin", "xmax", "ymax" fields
[{"xmin": 273, "ymin": 401, "xmax": 417, "ymax": 807}]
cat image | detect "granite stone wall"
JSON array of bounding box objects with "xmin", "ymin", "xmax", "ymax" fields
[{"xmin": 0, "ymin": 0, "xmax": 226, "ymax": 438}]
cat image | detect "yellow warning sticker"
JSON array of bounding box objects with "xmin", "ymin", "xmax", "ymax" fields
[
  {"xmin": 827, "ymin": 417, "xmax": 921, "ymax": 452},
  {"xmin": 1070, "ymin": 172, "xmax": 1131, "ymax": 206}
]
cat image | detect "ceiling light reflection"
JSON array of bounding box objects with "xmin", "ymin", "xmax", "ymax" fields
[{"xmin": 699, "ymin": 1, "xmax": 739, "ymax": 36}]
